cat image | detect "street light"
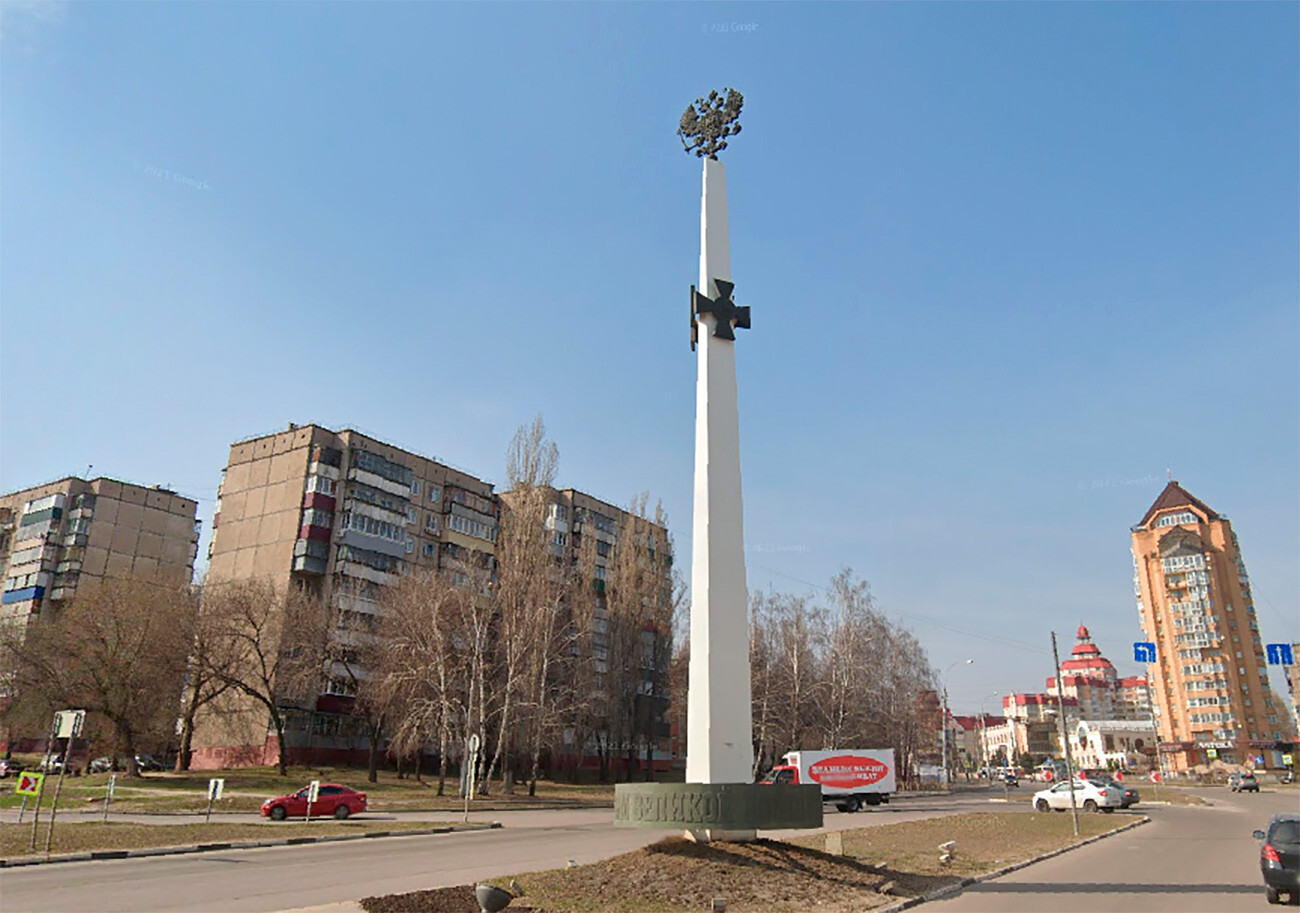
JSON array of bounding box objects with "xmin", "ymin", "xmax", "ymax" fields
[
  {"xmin": 976, "ymin": 691, "xmax": 1000, "ymax": 773},
  {"xmin": 940, "ymin": 659, "xmax": 973, "ymax": 787}
]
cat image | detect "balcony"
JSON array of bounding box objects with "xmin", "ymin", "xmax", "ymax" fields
[
  {"xmin": 347, "ymin": 467, "xmax": 412, "ymax": 500},
  {"xmin": 292, "ymin": 555, "xmax": 327, "ymax": 575}
]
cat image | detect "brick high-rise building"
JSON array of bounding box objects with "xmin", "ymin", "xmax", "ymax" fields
[
  {"xmin": 1, "ymin": 477, "xmax": 200, "ymax": 632},
  {"xmin": 1131, "ymin": 481, "xmax": 1278, "ymax": 771}
]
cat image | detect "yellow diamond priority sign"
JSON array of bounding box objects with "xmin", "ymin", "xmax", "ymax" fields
[{"xmin": 16, "ymin": 771, "xmax": 43, "ymax": 797}]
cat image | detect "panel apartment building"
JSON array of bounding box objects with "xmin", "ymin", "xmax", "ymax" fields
[
  {"xmin": 541, "ymin": 488, "xmax": 674, "ymax": 772},
  {"xmin": 193, "ymin": 423, "xmax": 501, "ymax": 767},
  {"xmin": 0, "ymin": 476, "xmax": 200, "ymax": 631},
  {"xmin": 1131, "ymin": 481, "xmax": 1283, "ymax": 771},
  {"xmin": 194, "ymin": 424, "xmax": 673, "ymax": 770}
]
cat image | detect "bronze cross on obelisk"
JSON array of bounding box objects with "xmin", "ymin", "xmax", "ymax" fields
[{"xmin": 691, "ymin": 279, "xmax": 750, "ymax": 349}]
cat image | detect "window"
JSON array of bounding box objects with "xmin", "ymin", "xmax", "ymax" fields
[
  {"xmin": 343, "ymin": 511, "xmax": 406, "ymax": 544},
  {"xmin": 324, "ymin": 678, "xmax": 357, "ymax": 696},
  {"xmin": 312, "ymin": 715, "xmax": 342, "ymax": 736},
  {"xmin": 412, "ymin": 480, "xmax": 421, "ymax": 497},
  {"xmin": 307, "ymin": 475, "xmax": 337, "ymax": 496},
  {"xmin": 1157, "ymin": 511, "xmax": 1198, "ymax": 527},
  {"xmin": 422, "ymin": 543, "xmax": 436, "ymax": 558},
  {"xmin": 425, "ymin": 514, "xmax": 438, "ymax": 534},
  {"xmin": 428, "ymin": 486, "xmax": 441, "ymax": 503},
  {"xmin": 448, "ymin": 513, "xmax": 497, "ymax": 542},
  {"xmin": 352, "ymin": 449, "xmax": 414, "ymax": 487},
  {"xmin": 347, "ymin": 481, "xmax": 410, "ymax": 515},
  {"xmin": 303, "ymin": 508, "xmax": 334, "ymax": 529}
]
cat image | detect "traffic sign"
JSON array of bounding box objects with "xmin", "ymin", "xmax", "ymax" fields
[
  {"xmin": 1284, "ymin": 754, "xmax": 1294, "ymax": 767},
  {"xmin": 307, "ymin": 780, "xmax": 320, "ymax": 803},
  {"xmin": 1134, "ymin": 642, "xmax": 1156, "ymax": 663},
  {"xmin": 1265, "ymin": 643, "xmax": 1294, "ymax": 666},
  {"xmin": 16, "ymin": 772, "xmax": 43, "ymax": 796},
  {"xmin": 53, "ymin": 709, "xmax": 85, "ymax": 739},
  {"xmin": 208, "ymin": 778, "xmax": 225, "ymax": 801}
]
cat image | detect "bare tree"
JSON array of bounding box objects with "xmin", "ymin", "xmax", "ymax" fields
[
  {"xmin": 372, "ymin": 569, "xmax": 468, "ymax": 793},
  {"xmin": 745, "ymin": 569, "xmax": 936, "ymax": 781},
  {"xmin": 199, "ymin": 579, "xmax": 330, "ymax": 776},
  {"xmin": 1, "ymin": 577, "xmax": 196, "ymax": 777},
  {"xmin": 175, "ymin": 587, "xmax": 233, "ymax": 771},
  {"xmin": 488, "ymin": 417, "xmax": 562, "ymax": 794},
  {"xmin": 603, "ymin": 494, "xmax": 676, "ymax": 782}
]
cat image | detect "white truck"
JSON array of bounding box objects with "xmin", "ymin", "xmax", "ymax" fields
[{"xmin": 760, "ymin": 749, "xmax": 897, "ymax": 812}]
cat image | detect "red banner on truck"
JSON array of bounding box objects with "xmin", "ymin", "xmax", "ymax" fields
[{"xmin": 808, "ymin": 754, "xmax": 890, "ymax": 789}]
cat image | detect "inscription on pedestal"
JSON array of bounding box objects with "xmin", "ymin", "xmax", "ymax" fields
[{"xmin": 614, "ymin": 782, "xmax": 822, "ymax": 831}]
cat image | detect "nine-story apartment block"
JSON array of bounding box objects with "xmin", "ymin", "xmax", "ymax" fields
[
  {"xmin": 194, "ymin": 423, "xmax": 500, "ymax": 767},
  {"xmin": 0, "ymin": 476, "xmax": 200, "ymax": 633}
]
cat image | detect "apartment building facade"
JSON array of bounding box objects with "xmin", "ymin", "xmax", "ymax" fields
[
  {"xmin": 540, "ymin": 488, "xmax": 674, "ymax": 772},
  {"xmin": 0, "ymin": 476, "xmax": 200, "ymax": 632},
  {"xmin": 194, "ymin": 424, "xmax": 674, "ymax": 772},
  {"xmin": 1131, "ymin": 481, "xmax": 1283, "ymax": 771},
  {"xmin": 193, "ymin": 424, "xmax": 500, "ymax": 768}
]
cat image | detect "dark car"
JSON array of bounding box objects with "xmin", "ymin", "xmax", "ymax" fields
[
  {"xmin": 1095, "ymin": 778, "xmax": 1140, "ymax": 808},
  {"xmin": 1231, "ymin": 772, "xmax": 1261, "ymax": 793},
  {"xmin": 134, "ymin": 754, "xmax": 166, "ymax": 772},
  {"xmin": 0, "ymin": 759, "xmax": 18, "ymax": 778},
  {"xmin": 260, "ymin": 784, "xmax": 367, "ymax": 821},
  {"xmin": 1254, "ymin": 814, "xmax": 1300, "ymax": 905}
]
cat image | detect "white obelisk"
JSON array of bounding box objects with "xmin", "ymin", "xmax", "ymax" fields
[{"xmin": 686, "ymin": 155, "xmax": 754, "ymax": 803}]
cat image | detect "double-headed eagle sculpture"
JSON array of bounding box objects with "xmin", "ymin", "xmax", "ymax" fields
[{"xmin": 678, "ymin": 88, "xmax": 743, "ymax": 160}]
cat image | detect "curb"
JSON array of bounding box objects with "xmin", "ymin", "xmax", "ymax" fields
[
  {"xmin": 51, "ymin": 801, "xmax": 616, "ymax": 818},
  {"xmin": 0, "ymin": 822, "xmax": 502, "ymax": 868},
  {"xmin": 874, "ymin": 815, "xmax": 1152, "ymax": 912}
]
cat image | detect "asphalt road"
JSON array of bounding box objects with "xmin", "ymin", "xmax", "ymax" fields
[
  {"xmin": 927, "ymin": 786, "xmax": 1300, "ymax": 912},
  {"xmin": 0, "ymin": 791, "xmax": 999, "ymax": 913}
]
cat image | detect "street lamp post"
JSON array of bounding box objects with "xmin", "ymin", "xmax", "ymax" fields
[
  {"xmin": 977, "ymin": 691, "xmax": 1000, "ymax": 775},
  {"xmin": 941, "ymin": 659, "xmax": 973, "ymax": 787},
  {"xmin": 1051, "ymin": 631, "xmax": 1081, "ymax": 837}
]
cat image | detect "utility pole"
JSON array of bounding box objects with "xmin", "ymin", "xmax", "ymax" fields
[
  {"xmin": 1052, "ymin": 632, "xmax": 1080, "ymax": 836},
  {"xmin": 940, "ymin": 659, "xmax": 972, "ymax": 788}
]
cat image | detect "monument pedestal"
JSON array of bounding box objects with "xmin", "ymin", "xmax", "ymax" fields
[{"xmin": 614, "ymin": 782, "xmax": 821, "ymax": 837}]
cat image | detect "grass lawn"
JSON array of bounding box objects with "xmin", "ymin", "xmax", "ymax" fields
[
  {"xmin": 0, "ymin": 765, "xmax": 622, "ymax": 813},
  {"xmin": 1, "ymin": 818, "xmax": 459, "ymax": 859},
  {"xmin": 364, "ymin": 811, "xmax": 1138, "ymax": 913}
]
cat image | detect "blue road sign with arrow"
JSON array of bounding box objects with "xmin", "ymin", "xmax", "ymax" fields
[
  {"xmin": 1134, "ymin": 642, "xmax": 1157, "ymax": 663},
  {"xmin": 1266, "ymin": 643, "xmax": 1294, "ymax": 666}
]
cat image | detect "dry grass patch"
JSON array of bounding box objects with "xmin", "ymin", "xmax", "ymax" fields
[
  {"xmin": 0, "ymin": 767, "xmax": 618, "ymax": 813},
  {"xmin": 790, "ymin": 811, "xmax": 1132, "ymax": 879},
  {"xmin": 0, "ymin": 819, "xmax": 455, "ymax": 858},
  {"xmin": 363, "ymin": 811, "xmax": 1136, "ymax": 913}
]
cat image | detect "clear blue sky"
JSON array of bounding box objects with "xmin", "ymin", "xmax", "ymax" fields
[{"xmin": 3, "ymin": 2, "xmax": 1296, "ymax": 712}]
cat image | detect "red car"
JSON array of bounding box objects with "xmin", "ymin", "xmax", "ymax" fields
[{"xmin": 260, "ymin": 783, "xmax": 367, "ymax": 820}]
